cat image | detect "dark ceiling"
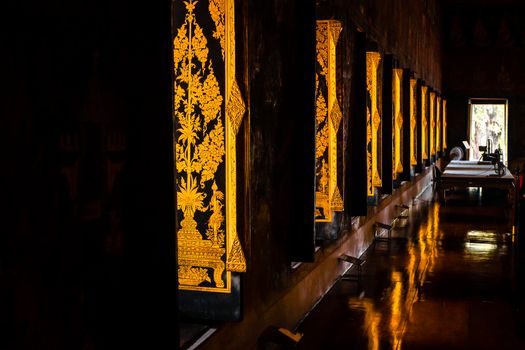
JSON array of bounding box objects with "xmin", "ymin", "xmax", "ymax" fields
[
  {"xmin": 443, "ymin": 0, "xmax": 523, "ymax": 5},
  {"xmin": 442, "ymin": 0, "xmax": 525, "ymax": 9}
]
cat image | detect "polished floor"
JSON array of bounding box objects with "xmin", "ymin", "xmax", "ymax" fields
[{"xmin": 296, "ymin": 188, "xmax": 525, "ymax": 350}]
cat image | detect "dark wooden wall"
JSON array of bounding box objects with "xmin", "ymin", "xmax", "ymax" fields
[
  {"xmin": 204, "ymin": 0, "xmax": 443, "ymax": 349},
  {"xmin": 318, "ymin": 0, "xmax": 442, "ymax": 90},
  {"xmin": 442, "ymin": 1, "xmax": 525, "ymax": 167},
  {"xmin": 1, "ymin": 0, "xmax": 444, "ymax": 349},
  {"xmin": 243, "ymin": 0, "xmax": 443, "ymax": 307},
  {"xmin": 314, "ymin": 0, "xmax": 442, "ymax": 231},
  {"xmin": 240, "ymin": 0, "xmax": 317, "ymax": 315},
  {"xmin": 1, "ymin": 1, "xmax": 177, "ymax": 349}
]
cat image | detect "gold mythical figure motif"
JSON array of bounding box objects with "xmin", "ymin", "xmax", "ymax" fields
[
  {"xmin": 366, "ymin": 51, "xmax": 382, "ymax": 197},
  {"xmin": 173, "ymin": 0, "xmax": 246, "ymax": 293},
  {"xmin": 421, "ymin": 86, "xmax": 428, "ymax": 160},
  {"xmin": 315, "ymin": 20, "xmax": 343, "ymax": 221},
  {"xmin": 393, "ymin": 68, "xmax": 403, "ymax": 176},
  {"xmin": 410, "ymin": 79, "xmax": 418, "ymax": 166},
  {"xmin": 429, "ymin": 91, "xmax": 436, "ymax": 157}
]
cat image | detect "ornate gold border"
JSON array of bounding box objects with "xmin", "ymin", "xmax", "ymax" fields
[{"xmin": 223, "ymin": 0, "xmax": 246, "ymax": 275}]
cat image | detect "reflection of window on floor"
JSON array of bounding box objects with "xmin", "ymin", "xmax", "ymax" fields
[{"xmin": 468, "ymin": 99, "xmax": 508, "ymax": 164}]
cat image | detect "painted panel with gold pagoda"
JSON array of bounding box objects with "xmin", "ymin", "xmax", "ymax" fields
[
  {"xmin": 315, "ymin": 20, "xmax": 344, "ymax": 222},
  {"xmin": 173, "ymin": 0, "xmax": 246, "ymax": 294}
]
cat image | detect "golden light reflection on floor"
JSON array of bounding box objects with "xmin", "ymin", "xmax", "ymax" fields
[
  {"xmin": 348, "ymin": 202, "xmax": 441, "ymax": 349},
  {"xmin": 464, "ymin": 230, "xmax": 501, "ymax": 258},
  {"xmin": 389, "ymin": 271, "xmax": 403, "ymax": 349},
  {"xmin": 347, "ymin": 299, "xmax": 381, "ymax": 350}
]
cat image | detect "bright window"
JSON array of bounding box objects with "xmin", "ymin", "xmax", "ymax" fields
[{"xmin": 468, "ymin": 99, "xmax": 508, "ymax": 164}]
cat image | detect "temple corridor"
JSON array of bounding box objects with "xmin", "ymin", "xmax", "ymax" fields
[
  {"xmin": 6, "ymin": 1, "xmax": 525, "ymax": 349},
  {"xmin": 295, "ymin": 187, "xmax": 525, "ymax": 350}
]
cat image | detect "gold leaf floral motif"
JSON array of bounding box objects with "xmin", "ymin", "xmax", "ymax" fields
[
  {"xmin": 197, "ymin": 119, "xmax": 225, "ymax": 183},
  {"xmin": 315, "ymin": 94, "xmax": 329, "ymax": 159},
  {"xmin": 178, "ymin": 266, "xmax": 211, "ymax": 286},
  {"xmin": 316, "ymin": 93, "xmax": 328, "ymax": 125},
  {"xmin": 209, "ymin": 0, "xmax": 225, "ymax": 59},
  {"xmin": 177, "ymin": 177, "xmax": 206, "ymax": 219},
  {"xmin": 316, "ymin": 25, "xmax": 328, "ymax": 77},
  {"xmin": 199, "ymin": 67, "xmax": 223, "ymax": 125},
  {"xmin": 192, "ymin": 25, "xmax": 210, "ymax": 66}
]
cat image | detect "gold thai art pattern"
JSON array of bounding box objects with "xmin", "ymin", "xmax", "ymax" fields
[
  {"xmin": 173, "ymin": 0, "xmax": 246, "ymax": 294},
  {"xmin": 436, "ymin": 95, "xmax": 442, "ymax": 153},
  {"xmin": 429, "ymin": 91, "xmax": 436, "ymax": 157},
  {"xmin": 366, "ymin": 51, "xmax": 382, "ymax": 197},
  {"xmin": 209, "ymin": 0, "xmax": 225, "ymax": 59},
  {"xmin": 443, "ymin": 99, "xmax": 447, "ymax": 150},
  {"xmin": 315, "ymin": 20, "xmax": 343, "ymax": 222},
  {"xmin": 409, "ymin": 79, "xmax": 418, "ymax": 166},
  {"xmin": 393, "ymin": 68, "xmax": 403, "ymax": 176},
  {"xmin": 421, "ymin": 86, "xmax": 428, "ymax": 160}
]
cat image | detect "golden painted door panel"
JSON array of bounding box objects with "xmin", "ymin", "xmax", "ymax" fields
[
  {"xmin": 410, "ymin": 79, "xmax": 418, "ymax": 166},
  {"xmin": 315, "ymin": 20, "xmax": 344, "ymax": 222},
  {"xmin": 429, "ymin": 91, "xmax": 436, "ymax": 158},
  {"xmin": 421, "ymin": 86, "xmax": 428, "ymax": 161},
  {"xmin": 173, "ymin": 0, "xmax": 246, "ymax": 320},
  {"xmin": 366, "ymin": 51, "xmax": 382, "ymax": 197},
  {"xmin": 392, "ymin": 68, "xmax": 403, "ymax": 177}
]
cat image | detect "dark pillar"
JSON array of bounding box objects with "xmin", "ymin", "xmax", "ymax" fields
[
  {"xmin": 347, "ymin": 31, "xmax": 368, "ymax": 216},
  {"xmin": 381, "ymin": 55, "xmax": 393, "ymax": 195}
]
